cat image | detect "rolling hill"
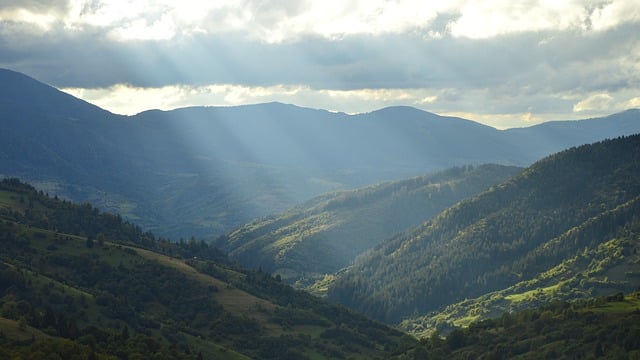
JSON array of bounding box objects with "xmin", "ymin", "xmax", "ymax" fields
[
  {"xmin": 217, "ymin": 164, "xmax": 522, "ymax": 291},
  {"xmin": 327, "ymin": 134, "xmax": 640, "ymax": 328},
  {"xmin": 0, "ymin": 178, "xmax": 415, "ymax": 359},
  {"xmin": 2, "ymin": 68, "xmax": 640, "ymax": 239}
]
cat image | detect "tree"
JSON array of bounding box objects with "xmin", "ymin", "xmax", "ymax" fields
[{"xmin": 96, "ymin": 233, "xmax": 105, "ymax": 247}]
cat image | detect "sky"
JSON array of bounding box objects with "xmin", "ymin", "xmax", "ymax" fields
[{"xmin": 0, "ymin": 1, "xmax": 639, "ymax": 128}]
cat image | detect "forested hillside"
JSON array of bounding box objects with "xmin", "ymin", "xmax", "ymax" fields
[
  {"xmin": 0, "ymin": 178, "xmax": 414, "ymax": 359},
  {"xmin": 328, "ymin": 135, "xmax": 640, "ymax": 325},
  {"xmin": 405, "ymin": 292, "xmax": 640, "ymax": 359},
  {"xmin": 218, "ymin": 164, "xmax": 521, "ymax": 290}
]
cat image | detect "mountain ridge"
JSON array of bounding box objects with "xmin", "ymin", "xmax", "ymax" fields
[{"xmin": 2, "ymin": 68, "xmax": 640, "ymax": 240}]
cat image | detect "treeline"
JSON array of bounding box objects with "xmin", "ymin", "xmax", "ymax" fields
[{"xmin": 329, "ymin": 135, "xmax": 640, "ymax": 323}]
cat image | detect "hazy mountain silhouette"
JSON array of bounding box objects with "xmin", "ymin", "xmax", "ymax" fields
[{"xmin": 1, "ymin": 68, "xmax": 639, "ymax": 238}]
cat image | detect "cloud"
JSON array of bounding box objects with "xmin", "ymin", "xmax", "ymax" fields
[
  {"xmin": 625, "ymin": 97, "xmax": 640, "ymax": 109},
  {"xmin": 61, "ymin": 84, "xmax": 442, "ymax": 115},
  {"xmin": 4, "ymin": 1, "xmax": 640, "ymax": 42},
  {"xmin": 5, "ymin": 23, "xmax": 637, "ymax": 91},
  {"xmin": 0, "ymin": 0, "xmax": 68, "ymax": 14},
  {"xmin": 573, "ymin": 93, "xmax": 613, "ymax": 112},
  {"xmin": 61, "ymin": 80, "xmax": 638, "ymax": 130},
  {"xmin": 1, "ymin": 1, "xmax": 640, "ymax": 128},
  {"xmin": 589, "ymin": 0, "xmax": 640, "ymax": 31},
  {"xmin": 447, "ymin": 1, "xmax": 588, "ymax": 39}
]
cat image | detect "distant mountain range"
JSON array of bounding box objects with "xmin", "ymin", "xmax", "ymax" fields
[{"xmin": 1, "ymin": 68, "xmax": 639, "ymax": 239}]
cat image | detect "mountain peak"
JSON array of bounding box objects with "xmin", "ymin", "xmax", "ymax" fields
[
  {"xmin": 368, "ymin": 105, "xmax": 434, "ymax": 116},
  {"xmin": 0, "ymin": 68, "xmax": 113, "ymax": 118}
]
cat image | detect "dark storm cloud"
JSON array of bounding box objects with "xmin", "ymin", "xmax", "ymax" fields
[{"xmin": 3, "ymin": 23, "xmax": 637, "ymax": 92}]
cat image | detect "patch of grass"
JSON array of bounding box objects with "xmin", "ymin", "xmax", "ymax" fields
[
  {"xmin": 182, "ymin": 332, "xmax": 250, "ymax": 360},
  {"xmin": 124, "ymin": 246, "xmax": 280, "ymax": 331},
  {"xmin": 0, "ymin": 316, "xmax": 54, "ymax": 342},
  {"xmin": 293, "ymin": 325, "xmax": 326, "ymax": 338},
  {"xmin": 589, "ymin": 295, "xmax": 640, "ymax": 314},
  {"xmin": 452, "ymin": 314, "xmax": 480, "ymax": 328},
  {"xmin": 505, "ymin": 283, "xmax": 562, "ymax": 303},
  {"xmin": 301, "ymin": 273, "xmax": 335, "ymax": 297},
  {"xmin": 0, "ymin": 190, "xmax": 27, "ymax": 213}
]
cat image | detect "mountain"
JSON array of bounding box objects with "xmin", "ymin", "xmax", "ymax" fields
[
  {"xmin": 217, "ymin": 164, "xmax": 522, "ymax": 291},
  {"xmin": 504, "ymin": 109, "xmax": 640, "ymax": 161},
  {"xmin": 328, "ymin": 135, "xmax": 640, "ymax": 326},
  {"xmin": 1, "ymin": 68, "xmax": 640, "ymax": 240},
  {"xmin": 0, "ymin": 178, "xmax": 415, "ymax": 359},
  {"xmin": 402, "ymin": 206, "xmax": 640, "ymax": 338}
]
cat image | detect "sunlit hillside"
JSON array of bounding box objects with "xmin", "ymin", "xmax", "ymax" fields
[{"xmin": 328, "ymin": 135, "xmax": 640, "ymax": 329}]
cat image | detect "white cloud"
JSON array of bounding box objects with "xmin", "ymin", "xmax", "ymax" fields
[
  {"xmin": 589, "ymin": 0, "xmax": 640, "ymax": 31},
  {"xmin": 62, "ymin": 85, "xmax": 196, "ymax": 114},
  {"xmin": 573, "ymin": 93, "xmax": 613, "ymax": 112},
  {"xmin": 108, "ymin": 13, "xmax": 177, "ymax": 40},
  {"xmin": 621, "ymin": 96, "xmax": 640, "ymax": 109},
  {"xmin": 0, "ymin": 7, "xmax": 59, "ymax": 30},
  {"xmin": 4, "ymin": 0, "xmax": 640, "ymax": 42},
  {"xmin": 63, "ymin": 83, "xmax": 321, "ymax": 115},
  {"xmin": 447, "ymin": 0, "xmax": 590, "ymax": 38},
  {"xmin": 62, "ymin": 84, "xmax": 442, "ymax": 115}
]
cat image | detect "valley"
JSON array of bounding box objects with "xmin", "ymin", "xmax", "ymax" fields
[
  {"xmin": 218, "ymin": 164, "xmax": 522, "ymax": 292},
  {"xmin": 2, "ymin": 68, "xmax": 640, "ymax": 358}
]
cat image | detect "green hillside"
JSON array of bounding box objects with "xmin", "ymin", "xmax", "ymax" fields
[
  {"xmin": 328, "ymin": 135, "xmax": 640, "ymax": 326},
  {"xmin": 0, "ymin": 178, "xmax": 415, "ymax": 359},
  {"xmin": 218, "ymin": 165, "xmax": 521, "ymax": 291},
  {"xmin": 402, "ymin": 195, "xmax": 640, "ymax": 338},
  {"xmin": 402, "ymin": 292, "xmax": 640, "ymax": 359}
]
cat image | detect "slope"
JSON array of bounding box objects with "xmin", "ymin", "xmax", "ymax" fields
[
  {"xmin": 402, "ymin": 194, "xmax": 640, "ymax": 338},
  {"xmin": 218, "ymin": 164, "xmax": 522, "ymax": 290},
  {"xmin": 328, "ymin": 134, "xmax": 640, "ymax": 324},
  {"xmin": 0, "ymin": 178, "xmax": 415, "ymax": 359},
  {"xmin": 402, "ymin": 292, "xmax": 640, "ymax": 359}
]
